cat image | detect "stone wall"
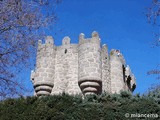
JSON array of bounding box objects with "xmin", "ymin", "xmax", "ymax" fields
[
  {"xmin": 102, "ymin": 44, "xmax": 111, "ymax": 93},
  {"xmin": 51, "ymin": 37, "xmax": 81, "ymax": 95}
]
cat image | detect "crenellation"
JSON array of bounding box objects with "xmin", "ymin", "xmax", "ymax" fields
[
  {"xmin": 79, "ymin": 33, "xmax": 85, "ymax": 44},
  {"xmin": 38, "ymin": 39, "xmax": 42, "ymax": 45},
  {"xmin": 31, "ymin": 31, "xmax": 136, "ymax": 96},
  {"xmin": 91, "ymin": 31, "xmax": 101, "ymax": 44},
  {"xmin": 102, "ymin": 44, "xmax": 108, "ymax": 53},
  {"xmin": 92, "ymin": 31, "xmax": 99, "ymax": 38},
  {"xmin": 62, "ymin": 36, "xmax": 71, "ymax": 45},
  {"xmin": 45, "ymin": 36, "xmax": 54, "ymax": 44}
]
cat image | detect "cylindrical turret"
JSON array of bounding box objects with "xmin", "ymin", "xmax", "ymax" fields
[
  {"xmin": 31, "ymin": 36, "xmax": 56, "ymax": 96},
  {"xmin": 78, "ymin": 31, "xmax": 102, "ymax": 95},
  {"xmin": 110, "ymin": 49, "xmax": 125, "ymax": 93}
]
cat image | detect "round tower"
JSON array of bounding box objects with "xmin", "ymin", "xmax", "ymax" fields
[
  {"xmin": 110, "ymin": 49, "xmax": 125, "ymax": 93},
  {"xmin": 32, "ymin": 36, "xmax": 56, "ymax": 96},
  {"xmin": 78, "ymin": 31, "xmax": 102, "ymax": 95}
]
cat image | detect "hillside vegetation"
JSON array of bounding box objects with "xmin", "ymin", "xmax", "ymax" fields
[{"xmin": 0, "ymin": 91, "xmax": 159, "ymax": 120}]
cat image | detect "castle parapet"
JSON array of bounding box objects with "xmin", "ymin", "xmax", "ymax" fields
[{"xmin": 79, "ymin": 31, "xmax": 100, "ymax": 45}]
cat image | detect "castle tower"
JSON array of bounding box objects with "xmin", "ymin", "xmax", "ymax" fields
[
  {"xmin": 30, "ymin": 31, "xmax": 136, "ymax": 96},
  {"xmin": 31, "ymin": 36, "xmax": 56, "ymax": 96},
  {"xmin": 110, "ymin": 49, "xmax": 126, "ymax": 93},
  {"xmin": 109, "ymin": 49, "xmax": 136, "ymax": 93},
  {"xmin": 78, "ymin": 31, "xmax": 102, "ymax": 95}
]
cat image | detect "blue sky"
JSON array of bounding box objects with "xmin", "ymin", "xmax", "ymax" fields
[{"xmin": 24, "ymin": 0, "xmax": 160, "ymax": 95}]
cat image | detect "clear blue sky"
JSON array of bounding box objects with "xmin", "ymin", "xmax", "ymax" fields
[{"xmin": 24, "ymin": 0, "xmax": 160, "ymax": 95}]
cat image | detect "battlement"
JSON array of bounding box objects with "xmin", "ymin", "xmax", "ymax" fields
[
  {"xmin": 45, "ymin": 36, "xmax": 54, "ymax": 44},
  {"xmin": 62, "ymin": 36, "xmax": 71, "ymax": 45},
  {"xmin": 102, "ymin": 44, "xmax": 108, "ymax": 52},
  {"xmin": 38, "ymin": 36, "xmax": 54, "ymax": 45},
  {"xmin": 110, "ymin": 49, "xmax": 126, "ymax": 65},
  {"xmin": 79, "ymin": 31, "xmax": 100, "ymax": 45},
  {"xmin": 37, "ymin": 36, "xmax": 55, "ymax": 52},
  {"xmin": 31, "ymin": 31, "xmax": 136, "ymax": 96}
]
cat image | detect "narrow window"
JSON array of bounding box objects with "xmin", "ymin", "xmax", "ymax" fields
[
  {"xmin": 122, "ymin": 65, "xmax": 125, "ymax": 82},
  {"xmin": 65, "ymin": 49, "xmax": 67, "ymax": 54}
]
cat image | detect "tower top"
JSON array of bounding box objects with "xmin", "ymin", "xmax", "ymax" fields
[
  {"xmin": 79, "ymin": 31, "xmax": 100, "ymax": 44},
  {"xmin": 45, "ymin": 36, "xmax": 54, "ymax": 44},
  {"xmin": 62, "ymin": 36, "xmax": 71, "ymax": 45}
]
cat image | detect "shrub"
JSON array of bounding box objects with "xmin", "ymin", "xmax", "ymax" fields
[{"xmin": 0, "ymin": 93, "xmax": 159, "ymax": 120}]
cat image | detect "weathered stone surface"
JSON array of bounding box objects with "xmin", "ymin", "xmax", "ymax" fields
[{"xmin": 30, "ymin": 31, "xmax": 136, "ymax": 96}]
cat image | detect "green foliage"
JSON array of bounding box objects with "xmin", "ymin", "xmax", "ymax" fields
[
  {"xmin": 0, "ymin": 92, "xmax": 160, "ymax": 120},
  {"xmin": 146, "ymin": 85, "xmax": 160, "ymax": 104}
]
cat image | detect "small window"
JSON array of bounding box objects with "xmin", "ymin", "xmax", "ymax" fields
[
  {"xmin": 65, "ymin": 49, "xmax": 67, "ymax": 54},
  {"xmin": 122, "ymin": 65, "xmax": 125, "ymax": 82}
]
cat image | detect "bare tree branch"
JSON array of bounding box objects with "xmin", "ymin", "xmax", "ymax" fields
[{"xmin": 0, "ymin": 0, "xmax": 60, "ymax": 99}]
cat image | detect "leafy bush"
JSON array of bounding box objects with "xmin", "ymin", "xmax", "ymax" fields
[{"xmin": 0, "ymin": 92, "xmax": 159, "ymax": 120}]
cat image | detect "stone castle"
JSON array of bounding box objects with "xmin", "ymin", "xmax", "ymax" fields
[{"xmin": 31, "ymin": 31, "xmax": 136, "ymax": 96}]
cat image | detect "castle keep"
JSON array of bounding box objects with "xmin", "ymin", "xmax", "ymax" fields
[{"xmin": 31, "ymin": 31, "xmax": 136, "ymax": 96}]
